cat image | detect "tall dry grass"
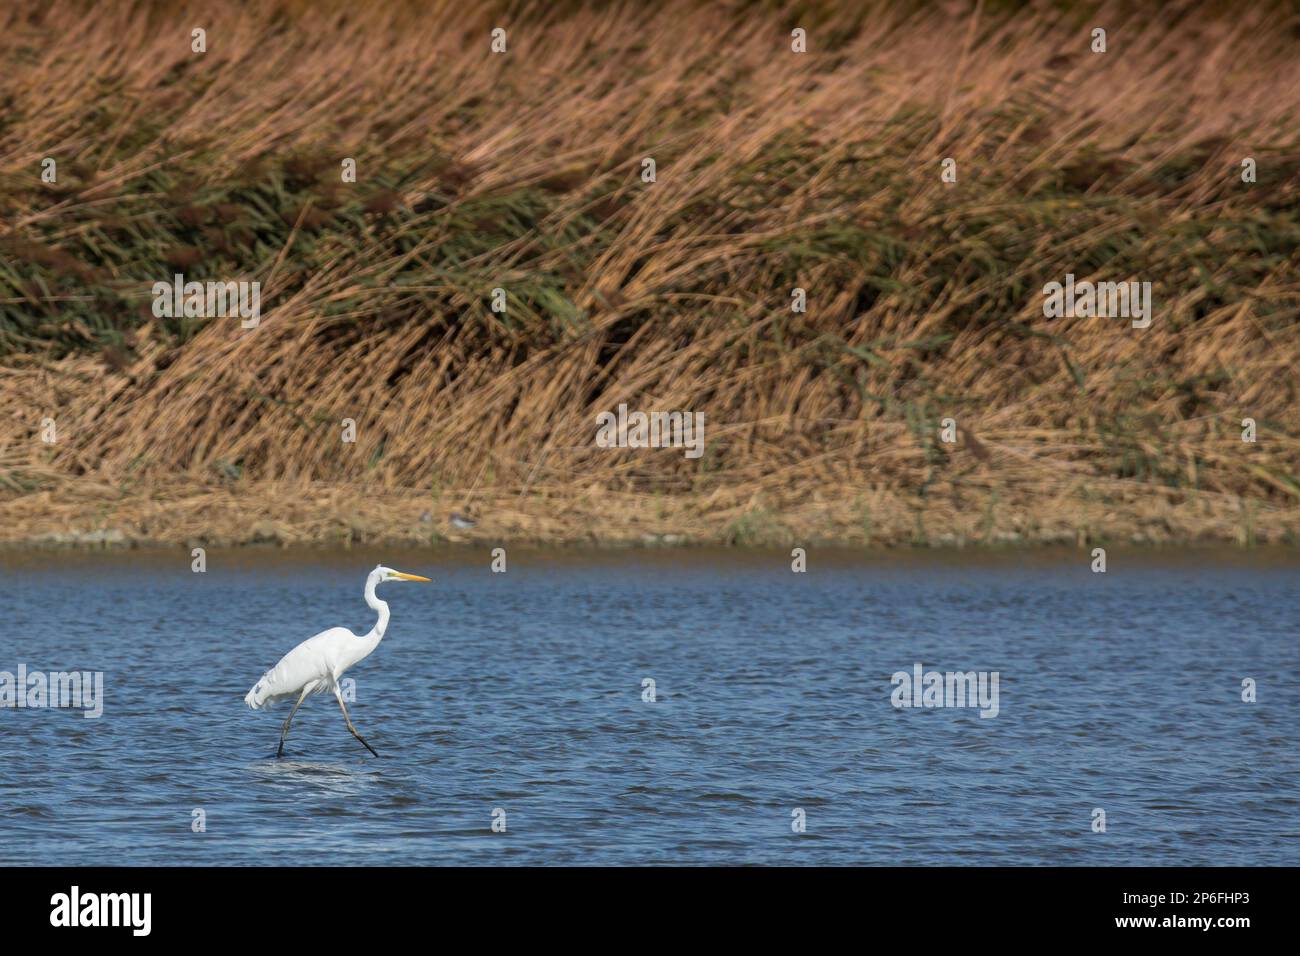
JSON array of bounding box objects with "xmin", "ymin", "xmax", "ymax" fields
[{"xmin": 1, "ymin": 0, "xmax": 1298, "ymax": 547}]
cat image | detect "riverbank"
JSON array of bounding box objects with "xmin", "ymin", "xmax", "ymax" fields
[
  {"xmin": 2, "ymin": 2, "xmax": 1298, "ymax": 551},
  {"xmin": 2, "ymin": 479, "xmax": 1294, "ymax": 550}
]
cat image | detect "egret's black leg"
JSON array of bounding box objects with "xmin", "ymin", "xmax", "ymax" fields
[
  {"xmin": 335, "ymin": 690, "xmax": 379, "ymax": 757},
  {"xmin": 277, "ymin": 688, "xmax": 309, "ymax": 758}
]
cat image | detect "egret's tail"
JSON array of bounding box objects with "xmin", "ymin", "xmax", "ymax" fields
[{"xmin": 244, "ymin": 674, "xmax": 274, "ymax": 710}]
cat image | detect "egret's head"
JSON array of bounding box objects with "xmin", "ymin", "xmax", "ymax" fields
[{"xmin": 372, "ymin": 564, "xmax": 431, "ymax": 584}]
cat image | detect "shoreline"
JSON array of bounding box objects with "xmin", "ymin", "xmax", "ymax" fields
[
  {"xmin": 2, "ymin": 481, "xmax": 1294, "ymax": 552},
  {"xmin": 3, "ymin": 3, "xmax": 1296, "ymax": 563}
]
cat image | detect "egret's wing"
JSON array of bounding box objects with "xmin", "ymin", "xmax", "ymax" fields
[{"xmin": 244, "ymin": 627, "xmax": 355, "ymax": 709}]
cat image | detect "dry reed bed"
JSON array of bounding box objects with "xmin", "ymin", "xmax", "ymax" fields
[{"xmin": 1, "ymin": 0, "xmax": 1298, "ymax": 547}]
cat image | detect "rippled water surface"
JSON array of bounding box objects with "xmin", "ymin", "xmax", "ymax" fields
[{"xmin": 1, "ymin": 547, "xmax": 1296, "ymax": 865}]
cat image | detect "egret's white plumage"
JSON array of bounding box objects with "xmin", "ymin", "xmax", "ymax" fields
[
  {"xmin": 244, "ymin": 625, "xmax": 375, "ymax": 710},
  {"xmin": 244, "ymin": 564, "xmax": 430, "ymax": 757}
]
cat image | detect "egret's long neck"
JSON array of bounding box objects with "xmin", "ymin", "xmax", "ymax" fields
[{"xmin": 364, "ymin": 575, "xmax": 389, "ymax": 640}]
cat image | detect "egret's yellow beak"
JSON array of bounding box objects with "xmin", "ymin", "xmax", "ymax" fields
[{"xmin": 393, "ymin": 571, "xmax": 431, "ymax": 582}]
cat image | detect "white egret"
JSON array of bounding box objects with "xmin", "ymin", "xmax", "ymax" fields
[{"xmin": 244, "ymin": 565, "xmax": 430, "ymax": 757}]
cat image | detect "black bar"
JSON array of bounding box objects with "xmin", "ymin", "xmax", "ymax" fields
[{"xmin": 0, "ymin": 866, "xmax": 1281, "ymax": 940}]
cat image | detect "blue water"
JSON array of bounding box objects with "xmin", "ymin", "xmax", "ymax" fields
[{"xmin": 0, "ymin": 547, "xmax": 1296, "ymax": 865}]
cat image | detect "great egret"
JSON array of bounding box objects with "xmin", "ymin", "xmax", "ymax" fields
[{"xmin": 244, "ymin": 565, "xmax": 430, "ymax": 757}]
